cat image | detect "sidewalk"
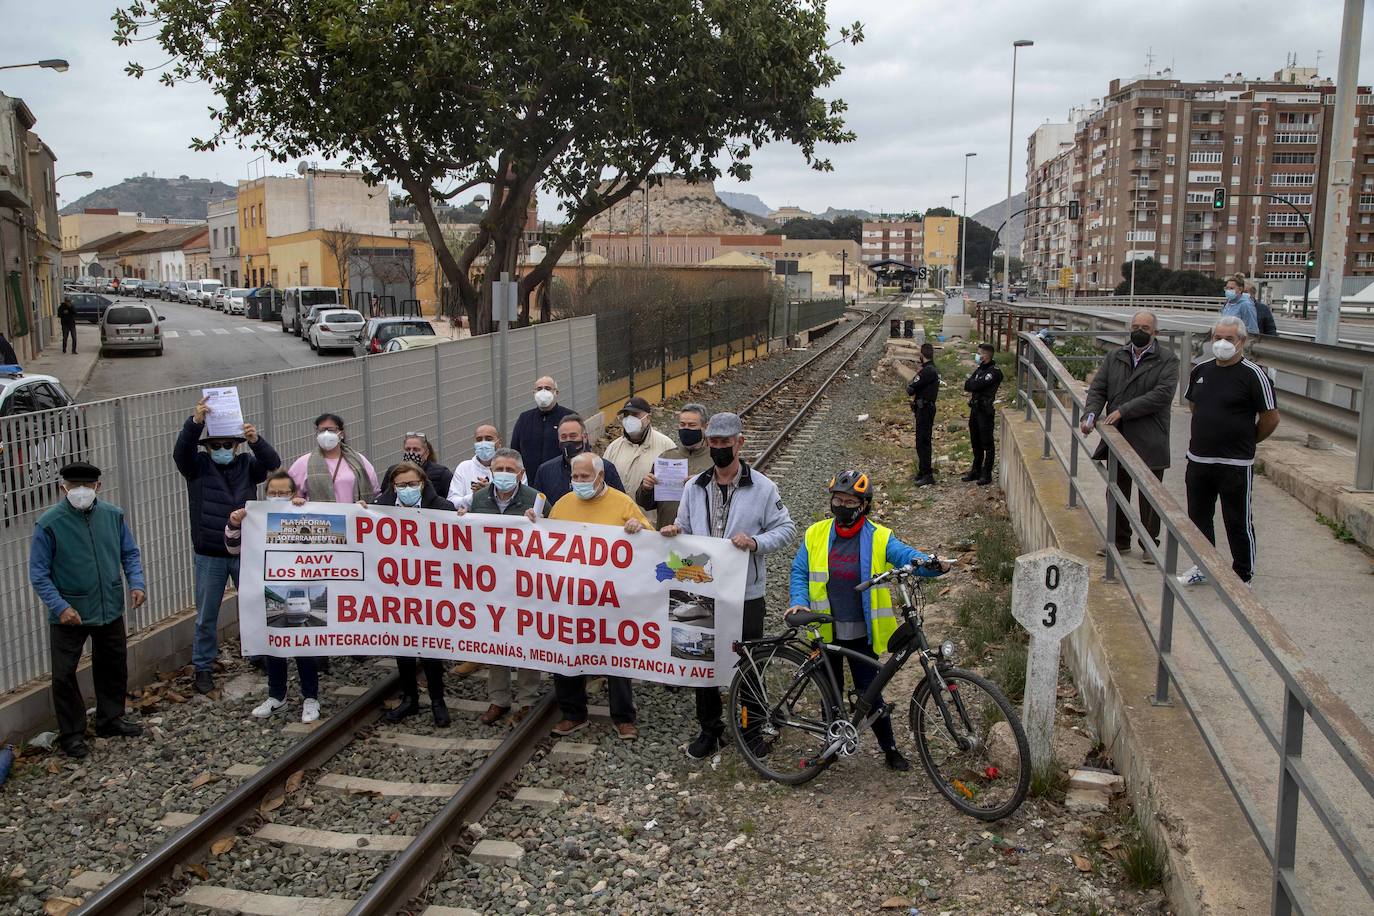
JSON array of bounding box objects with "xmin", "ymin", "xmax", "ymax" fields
[{"xmin": 24, "ymin": 324, "xmax": 100, "ymax": 398}]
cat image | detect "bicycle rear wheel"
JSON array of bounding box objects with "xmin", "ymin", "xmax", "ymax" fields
[
  {"xmin": 727, "ymin": 644, "xmax": 840, "ymax": 785},
  {"xmin": 910, "ymin": 666, "xmax": 1030, "ymax": 820}
]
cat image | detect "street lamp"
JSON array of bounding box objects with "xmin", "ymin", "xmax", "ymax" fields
[
  {"xmin": 55, "ymin": 171, "xmax": 93, "ymax": 183},
  {"xmin": 962, "ymin": 152, "xmax": 976, "ymax": 287},
  {"xmin": 0, "ymin": 59, "xmax": 69, "ymax": 73},
  {"xmin": 1004, "ymin": 39, "xmax": 1033, "ymax": 306}
]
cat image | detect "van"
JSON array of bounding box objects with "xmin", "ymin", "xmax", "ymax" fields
[
  {"xmin": 196, "ymin": 279, "xmax": 223, "ymax": 307},
  {"xmin": 281, "ymin": 286, "xmax": 346, "ymax": 337}
]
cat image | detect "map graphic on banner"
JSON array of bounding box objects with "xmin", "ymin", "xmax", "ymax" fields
[{"xmin": 238, "ymin": 502, "xmax": 749, "ymax": 687}]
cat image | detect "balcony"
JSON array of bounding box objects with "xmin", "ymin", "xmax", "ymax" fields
[
  {"xmin": 1183, "ymin": 252, "xmax": 1217, "ymax": 264},
  {"xmin": 1184, "ymin": 217, "xmax": 1216, "ymax": 229},
  {"xmin": 1190, "ymin": 136, "xmax": 1224, "ymax": 146},
  {"xmin": 1132, "ymin": 181, "xmax": 1160, "ymax": 192},
  {"xmin": 1135, "ymin": 118, "xmax": 1161, "ymax": 129},
  {"xmin": 1131, "ymin": 158, "xmax": 1161, "ymax": 170}
]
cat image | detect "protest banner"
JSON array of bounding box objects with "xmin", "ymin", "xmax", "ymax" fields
[{"xmin": 238, "ymin": 502, "xmax": 749, "ymax": 687}]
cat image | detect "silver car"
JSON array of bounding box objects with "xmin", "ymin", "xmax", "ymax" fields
[
  {"xmin": 309, "ymin": 308, "xmax": 366, "ymax": 353},
  {"xmin": 100, "ymin": 303, "xmax": 165, "ymax": 356}
]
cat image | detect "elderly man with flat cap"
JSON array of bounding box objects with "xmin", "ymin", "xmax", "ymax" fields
[{"xmin": 29, "ymin": 461, "xmax": 146, "ymax": 758}]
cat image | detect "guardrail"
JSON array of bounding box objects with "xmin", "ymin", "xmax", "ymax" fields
[
  {"xmin": 0, "ymin": 318, "xmax": 600, "ymax": 695},
  {"xmin": 1014, "ymin": 331, "xmax": 1374, "ymax": 916},
  {"xmin": 979, "ymin": 301, "xmax": 1374, "ymax": 489},
  {"xmin": 1023, "ymin": 293, "xmax": 1374, "ymax": 319}
]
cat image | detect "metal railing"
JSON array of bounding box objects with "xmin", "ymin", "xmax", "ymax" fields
[
  {"xmin": 771, "ymin": 297, "xmax": 848, "ymax": 340},
  {"xmin": 978, "ymin": 301, "xmax": 1374, "ymax": 489},
  {"xmin": 1014, "ymin": 331, "xmax": 1374, "ymax": 915},
  {"xmin": 0, "ymin": 318, "xmax": 599, "ymax": 695}
]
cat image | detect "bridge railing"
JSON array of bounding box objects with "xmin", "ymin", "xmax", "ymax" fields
[{"xmin": 1014, "ymin": 330, "xmax": 1374, "ymax": 916}]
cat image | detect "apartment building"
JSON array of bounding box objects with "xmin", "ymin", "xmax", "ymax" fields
[
  {"xmin": 1, "ymin": 92, "xmax": 61, "ymax": 358},
  {"xmin": 60, "ymin": 209, "xmax": 205, "ymax": 279},
  {"xmin": 1025, "ymin": 66, "xmax": 1374, "ymax": 294},
  {"xmin": 860, "ymin": 219, "xmax": 923, "ymax": 266},
  {"xmin": 208, "ymin": 196, "xmax": 240, "ymax": 287}
]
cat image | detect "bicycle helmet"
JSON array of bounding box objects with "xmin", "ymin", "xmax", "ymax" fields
[{"xmin": 828, "ymin": 470, "xmax": 873, "ymax": 510}]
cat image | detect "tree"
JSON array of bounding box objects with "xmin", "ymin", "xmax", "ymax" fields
[
  {"xmin": 115, "ymin": 1, "xmax": 861, "ymax": 334},
  {"xmin": 319, "ymin": 226, "xmax": 361, "ymax": 291},
  {"xmin": 830, "ymin": 215, "xmax": 863, "ymax": 243},
  {"xmin": 960, "ymin": 219, "xmax": 1000, "ymax": 284},
  {"xmin": 776, "ymin": 217, "xmax": 836, "ymax": 239},
  {"xmin": 1112, "ymin": 259, "xmax": 1223, "ymax": 297}
]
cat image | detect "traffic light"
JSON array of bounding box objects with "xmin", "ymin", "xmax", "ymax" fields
[
  {"xmin": 1306, "ymin": 251, "xmax": 1315, "ymax": 269},
  {"xmin": 1212, "ymin": 187, "xmax": 1227, "ymax": 210}
]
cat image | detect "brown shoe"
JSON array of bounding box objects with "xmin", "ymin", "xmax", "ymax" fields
[
  {"xmin": 615, "ymin": 722, "xmax": 639, "ymax": 741},
  {"xmin": 478, "ymin": 703, "xmax": 508, "ymax": 725},
  {"xmin": 453, "ymin": 661, "xmax": 483, "ymax": 677},
  {"xmin": 511, "ymin": 705, "xmax": 533, "ymax": 724},
  {"xmin": 551, "ymin": 718, "xmax": 587, "ymax": 737}
]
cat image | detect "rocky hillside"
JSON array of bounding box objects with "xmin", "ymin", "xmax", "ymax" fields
[
  {"xmin": 585, "ymin": 176, "xmax": 771, "ymax": 236},
  {"xmin": 59, "ymin": 175, "xmax": 236, "ymax": 219},
  {"xmin": 971, "ymin": 192, "xmax": 1027, "ymax": 256},
  {"xmin": 716, "ymin": 191, "xmax": 771, "ymax": 218}
]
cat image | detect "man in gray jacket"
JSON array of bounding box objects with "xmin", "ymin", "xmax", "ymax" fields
[
  {"xmin": 660, "ymin": 412, "xmax": 795, "ymax": 759},
  {"xmin": 1081, "ymin": 310, "xmax": 1179, "ymax": 561}
]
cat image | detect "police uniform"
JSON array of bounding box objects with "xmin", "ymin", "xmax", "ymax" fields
[{"xmin": 962, "ymin": 356, "xmax": 1003, "ymax": 484}]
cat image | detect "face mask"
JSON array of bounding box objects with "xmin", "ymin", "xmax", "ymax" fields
[
  {"xmin": 709, "ymin": 445, "xmax": 735, "ymax": 468},
  {"xmin": 534, "ymin": 390, "xmax": 556, "ymax": 409},
  {"xmin": 1225, "ymin": 288, "xmax": 1238, "ymax": 301},
  {"xmin": 267, "ymin": 494, "xmax": 292, "ymax": 502},
  {"xmin": 973, "ymin": 353, "xmax": 983, "ymax": 365},
  {"xmin": 572, "ymin": 481, "xmax": 598, "ymax": 500},
  {"xmin": 831, "ymin": 503, "xmax": 862, "ymax": 528},
  {"xmin": 1130, "ymin": 329, "xmax": 1152, "ymax": 348},
  {"xmin": 561, "ymin": 440, "xmax": 584, "ymax": 460},
  {"xmin": 396, "ymin": 485, "xmax": 423, "ymax": 507},
  {"xmin": 317, "ymin": 430, "xmax": 341, "ymax": 451},
  {"xmin": 492, "ymin": 471, "xmax": 519, "ymax": 492},
  {"xmin": 678, "ymin": 427, "xmax": 703, "ymax": 449},
  {"xmin": 474, "ymin": 441, "xmax": 496, "ymax": 462},
  {"xmin": 403, "ymin": 449, "xmax": 424, "ymax": 464},
  {"xmin": 65, "ymin": 486, "xmax": 96, "ymax": 511},
  {"xmin": 1212, "ymin": 339, "xmax": 1238, "ymax": 361},
  {"xmin": 210, "ymin": 448, "xmax": 235, "ymax": 465},
  {"xmin": 621, "ymin": 416, "xmax": 644, "ymax": 438}
]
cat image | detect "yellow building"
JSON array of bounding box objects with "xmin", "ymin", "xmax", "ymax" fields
[
  {"xmin": 266, "ymin": 230, "xmax": 439, "ymax": 313},
  {"xmin": 922, "ymin": 216, "xmax": 961, "ymax": 285}
]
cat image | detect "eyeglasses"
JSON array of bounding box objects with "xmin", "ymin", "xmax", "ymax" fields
[
  {"xmin": 405, "ymin": 431, "xmax": 428, "ymax": 440},
  {"xmin": 204, "ymin": 440, "xmax": 238, "ymax": 450}
]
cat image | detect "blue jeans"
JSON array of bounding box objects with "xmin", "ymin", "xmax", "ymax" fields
[{"xmin": 193, "ymin": 553, "xmax": 240, "ymax": 672}]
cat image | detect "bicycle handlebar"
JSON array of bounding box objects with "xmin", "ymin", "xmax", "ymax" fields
[{"xmin": 855, "ymin": 555, "xmax": 952, "ymax": 592}]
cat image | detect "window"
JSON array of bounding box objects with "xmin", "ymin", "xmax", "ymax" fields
[
  {"xmin": 1163, "ymin": 194, "xmax": 1173, "ymax": 204},
  {"xmin": 1188, "ymin": 171, "xmax": 1222, "ymax": 184},
  {"xmin": 212, "ymin": 228, "xmax": 219, "ymax": 248},
  {"xmin": 1274, "ymin": 133, "xmax": 1318, "ymax": 144},
  {"xmin": 1186, "ymin": 191, "xmax": 1213, "ymax": 203},
  {"xmin": 1258, "ymin": 115, "xmax": 1269, "ymax": 126},
  {"xmin": 1189, "ymin": 151, "xmax": 1223, "ymax": 164},
  {"xmin": 1274, "ymin": 193, "xmax": 1314, "ymax": 206},
  {"xmin": 300, "ymin": 265, "xmax": 310, "ymax": 285},
  {"xmin": 1271, "ymin": 173, "xmax": 1315, "ymax": 186},
  {"xmin": 1232, "ymin": 155, "xmax": 1242, "ymax": 165},
  {"xmin": 1264, "ymin": 251, "xmax": 1307, "ymax": 265},
  {"xmin": 1268, "ymin": 212, "xmax": 1304, "ymax": 227},
  {"xmin": 1273, "ymin": 152, "xmax": 1316, "ymax": 164}
]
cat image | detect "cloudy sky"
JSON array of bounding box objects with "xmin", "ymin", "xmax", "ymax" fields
[{"xmin": 3, "ymin": 1, "xmax": 1373, "ymax": 217}]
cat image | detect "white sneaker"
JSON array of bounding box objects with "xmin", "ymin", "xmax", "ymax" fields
[
  {"xmin": 301, "ymin": 698, "xmax": 321, "ymax": 724},
  {"xmin": 1177, "ymin": 565, "xmax": 1208, "ymax": 586},
  {"xmin": 252, "ymin": 697, "xmax": 286, "ymax": 718}
]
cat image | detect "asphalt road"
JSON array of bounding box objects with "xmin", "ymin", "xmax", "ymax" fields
[{"xmin": 78, "ymin": 296, "xmax": 351, "ymax": 402}]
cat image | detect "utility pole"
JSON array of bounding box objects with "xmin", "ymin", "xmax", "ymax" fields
[
  {"xmin": 1314, "ymin": 0, "xmax": 1362, "ymax": 352},
  {"xmin": 642, "ymin": 186, "xmax": 650, "ymax": 265},
  {"xmin": 1004, "ymin": 40, "xmax": 1033, "ymax": 307},
  {"xmin": 962, "ymin": 153, "xmax": 976, "ymax": 287}
]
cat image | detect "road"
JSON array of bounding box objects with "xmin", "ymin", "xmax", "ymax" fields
[{"xmin": 78, "ymin": 295, "xmax": 353, "ymax": 403}]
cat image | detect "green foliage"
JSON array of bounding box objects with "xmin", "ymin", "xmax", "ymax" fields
[
  {"xmin": 775, "ymin": 214, "xmax": 862, "ymax": 243},
  {"xmin": 114, "ymin": 0, "xmax": 861, "ymax": 332},
  {"xmin": 1118, "ymin": 815, "xmax": 1167, "ymax": 889},
  {"xmin": 1316, "ymin": 513, "xmax": 1357, "ymax": 544},
  {"xmin": 990, "ymin": 633, "xmax": 1028, "ymax": 703},
  {"xmin": 1029, "ymin": 756, "xmax": 1069, "ymax": 799},
  {"xmin": 974, "ymin": 517, "xmax": 1018, "ymax": 585},
  {"xmin": 955, "ymin": 589, "xmax": 1015, "ymax": 656},
  {"xmin": 1051, "ymin": 335, "xmax": 1102, "ymax": 381},
  {"xmin": 1112, "ymin": 258, "xmax": 1223, "ymax": 297}
]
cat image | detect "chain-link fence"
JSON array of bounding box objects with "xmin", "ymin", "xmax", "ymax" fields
[
  {"xmin": 0, "ymin": 317, "xmax": 598, "ymax": 694},
  {"xmin": 770, "ymin": 297, "xmax": 847, "ymax": 340}
]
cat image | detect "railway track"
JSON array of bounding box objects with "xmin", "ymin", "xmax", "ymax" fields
[{"xmin": 75, "ymin": 300, "xmax": 902, "ymax": 916}]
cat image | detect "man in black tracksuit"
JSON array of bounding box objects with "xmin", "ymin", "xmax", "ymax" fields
[
  {"xmin": 961, "ymin": 342, "xmax": 1003, "ymax": 486},
  {"xmin": 905, "ymin": 342, "xmax": 939, "ymax": 486}
]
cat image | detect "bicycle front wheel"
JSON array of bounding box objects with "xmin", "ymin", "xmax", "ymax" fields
[
  {"xmin": 910, "ymin": 666, "xmax": 1031, "ymax": 820},
  {"xmin": 727, "ymin": 644, "xmax": 840, "ymax": 786}
]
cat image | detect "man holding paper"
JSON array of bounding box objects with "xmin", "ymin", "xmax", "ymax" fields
[
  {"xmin": 175, "ymin": 392, "xmax": 281, "ymax": 694},
  {"xmin": 604, "ymin": 396, "xmax": 675, "ymax": 495},
  {"xmin": 636, "ymin": 403, "xmax": 713, "ymax": 529}
]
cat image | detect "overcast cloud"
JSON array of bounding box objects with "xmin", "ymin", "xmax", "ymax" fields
[{"xmin": 3, "ymin": 1, "xmax": 1373, "ymax": 217}]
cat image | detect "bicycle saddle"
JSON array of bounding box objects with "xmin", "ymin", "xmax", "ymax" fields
[{"xmin": 784, "ymin": 609, "xmax": 832, "ymax": 628}]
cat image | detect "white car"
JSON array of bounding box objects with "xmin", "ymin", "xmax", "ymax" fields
[
  {"xmin": 223, "ymin": 288, "xmax": 252, "ymax": 315},
  {"xmin": 196, "ymin": 279, "xmax": 224, "ymax": 307},
  {"xmin": 383, "ymin": 334, "xmax": 444, "ymax": 353},
  {"xmin": 309, "ymin": 308, "xmax": 366, "ymax": 353}
]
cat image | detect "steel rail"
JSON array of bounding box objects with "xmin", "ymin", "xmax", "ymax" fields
[{"xmin": 739, "ymin": 304, "xmax": 888, "ymax": 419}]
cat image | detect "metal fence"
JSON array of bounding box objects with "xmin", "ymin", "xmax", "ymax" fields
[
  {"xmin": 1014, "ymin": 331, "xmax": 1374, "ymax": 915},
  {"xmin": 769, "ymin": 297, "xmax": 847, "ymax": 340},
  {"xmin": 0, "ymin": 317, "xmax": 598, "ymax": 695}
]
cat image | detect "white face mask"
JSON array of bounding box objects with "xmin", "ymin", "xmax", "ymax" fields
[
  {"xmin": 65, "ymin": 486, "xmax": 96, "ymax": 511},
  {"xmin": 533, "ymin": 389, "xmax": 556, "ymax": 409},
  {"xmin": 267, "ymin": 494, "xmax": 292, "ymax": 502},
  {"xmin": 621, "ymin": 415, "xmax": 643, "ymax": 438},
  {"xmin": 1212, "ymin": 339, "xmax": 1238, "ymax": 361},
  {"xmin": 317, "ymin": 430, "xmax": 341, "ymax": 451}
]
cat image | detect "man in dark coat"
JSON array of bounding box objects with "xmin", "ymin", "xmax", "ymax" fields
[
  {"xmin": 1082, "ymin": 310, "xmax": 1180, "ymax": 560},
  {"xmin": 57, "ymin": 298, "xmax": 78, "ymax": 354},
  {"xmin": 509, "ymin": 375, "xmax": 574, "ymax": 474},
  {"xmin": 531, "ymin": 413, "xmax": 625, "ymax": 504},
  {"xmin": 906, "ymin": 343, "xmax": 940, "ymax": 486},
  {"xmin": 961, "ymin": 343, "xmax": 1003, "ymax": 486},
  {"xmin": 174, "ymin": 396, "xmax": 281, "ymax": 693}
]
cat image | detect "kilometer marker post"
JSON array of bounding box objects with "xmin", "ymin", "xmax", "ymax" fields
[{"xmin": 1010, "ymin": 549, "xmax": 1088, "ymax": 772}]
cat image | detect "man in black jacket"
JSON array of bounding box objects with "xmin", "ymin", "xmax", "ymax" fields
[
  {"xmin": 58, "ymin": 298, "xmax": 78, "ymax": 354},
  {"xmin": 174, "ymin": 396, "xmax": 280, "ymax": 693},
  {"xmin": 1082, "ymin": 311, "xmax": 1179, "ymax": 560},
  {"xmin": 961, "ymin": 343, "xmax": 1003, "ymax": 486},
  {"xmin": 532, "ymin": 413, "xmax": 625, "ymax": 503},
  {"xmin": 509, "ymin": 375, "xmax": 574, "ymax": 474},
  {"xmin": 906, "ymin": 343, "xmax": 939, "ymax": 486}
]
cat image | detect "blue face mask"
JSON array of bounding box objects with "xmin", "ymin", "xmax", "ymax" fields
[
  {"xmin": 1225, "ymin": 288, "xmax": 1238, "ymax": 301},
  {"xmin": 396, "ymin": 485, "xmax": 422, "ymax": 507},
  {"xmin": 210, "ymin": 448, "xmax": 235, "ymax": 465},
  {"xmin": 492, "ymin": 471, "xmax": 519, "ymax": 492},
  {"xmin": 475, "ymin": 441, "xmax": 497, "ymax": 462},
  {"xmin": 572, "ymin": 481, "xmax": 598, "ymax": 500}
]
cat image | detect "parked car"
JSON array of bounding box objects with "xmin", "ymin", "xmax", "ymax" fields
[
  {"xmin": 100, "ymin": 303, "xmax": 165, "ymax": 356},
  {"xmin": 119, "ymin": 278, "xmax": 143, "ymax": 298},
  {"xmin": 68, "ymin": 293, "xmax": 112, "ymax": 324},
  {"xmin": 383, "ymin": 335, "xmax": 443, "ymax": 353},
  {"xmin": 0, "ymin": 369, "xmax": 85, "ymax": 523},
  {"xmin": 308, "ymin": 308, "xmax": 366, "ymax": 353},
  {"xmin": 300, "ymin": 305, "xmax": 327, "ymax": 340},
  {"xmin": 354, "ymin": 317, "xmax": 436, "ymax": 356},
  {"xmin": 196, "ymin": 279, "xmax": 224, "ymax": 307},
  {"xmin": 163, "ymin": 280, "xmax": 186, "ymax": 302},
  {"xmin": 281, "ymin": 286, "xmax": 346, "ymax": 336},
  {"xmin": 141, "ymin": 280, "xmax": 164, "ymax": 299},
  {"xmin": 223, "ymin": 288, "xmax": 251, "ymax": 315}
]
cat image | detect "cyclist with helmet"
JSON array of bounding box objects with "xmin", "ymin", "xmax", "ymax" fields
[{"xmin": 787, "ymin": 470, "xmax": 950, "ymax": 771}]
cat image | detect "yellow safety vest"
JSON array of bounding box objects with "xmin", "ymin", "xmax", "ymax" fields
[{"xmin": 804, "ymin": 519, "xmax": 898, "ymax": 653}]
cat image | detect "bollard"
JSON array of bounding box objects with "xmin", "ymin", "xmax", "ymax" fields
[
  {"xmin": 890, "ymin": 319, "xmax": 900, "ymax": 338},
  {"xmin": 903, "ymin": 319, "xmax": 914, "ymax": 338},
  {"xmin": 1011, "ymin": 549, "xmax": 1089, "ymax": 772}
]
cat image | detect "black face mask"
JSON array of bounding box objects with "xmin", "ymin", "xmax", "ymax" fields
[
  {"xmin": 1130, "ymin": 329, "xmax": 1152, "ymax": 348},
  {"xmin": 561, "ymin": 440, "xmax": 584, "ymax": 460},
  {"xmin": 678, "ymin": 428, "xmax": 703, "ymax": 449},
  {"xmin": 831, "ymin": 503, "xmax": 862, "ymax": 528},
  {"xmin": 709, "ymin": 445, "xmax": 735, "ymax": 468}
]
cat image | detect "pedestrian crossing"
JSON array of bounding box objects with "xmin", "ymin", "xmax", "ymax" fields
[{"xmin": 164, "ymin": 324, "xmax": 281, "ymax": 340}]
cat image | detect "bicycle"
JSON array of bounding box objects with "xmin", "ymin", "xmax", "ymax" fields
[{"xmin": 727, "ymin": 557, "xmax": 1032, "ymax": 821}]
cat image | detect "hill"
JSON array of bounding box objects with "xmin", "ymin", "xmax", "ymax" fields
[
  {"xmin": 586, "ymin": 176, "xmax": 771, "ymax": 236},
  {"xmin": 59, "ymin": 175, "xmax": 236, "ymax": 220},
  {"xmin": 970, "ymin": 192, "xmax": 1027, "ymax": 256},
  {"xmin": 715, "ymin": 191, "xmax": 772, "ymax": 218}
]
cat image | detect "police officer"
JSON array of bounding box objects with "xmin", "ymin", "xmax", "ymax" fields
[
  {"xmin": 906, "ymin": 342, "xmax": 939, "ymax": 487},
  {"xmin": 961, "ymin": 343, "xmax": 1002, "ymax": 486}
]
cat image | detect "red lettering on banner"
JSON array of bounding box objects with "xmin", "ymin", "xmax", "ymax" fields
[
  {"xmin": 516, "ymin": 607, "xmax": 533, "ymax": 633},
  {"xmin": 610, "ymin": 539, "xmax": 632, "ymax": 569},
  {"xmin": 429, "ymin": 521, "xmax": 472, "ymax": 552},
  {"xmin": 503, "ymin": 527, "xmax": 524, "ymax": 557},
  {"xmin": 355, "ymin": 516, "xmax": 374, "ymax": 541},
  {"xmin": 377, "ymin": 557, "xmax": 443, "ymax": 587},
  {"xmin": 545, "ymin": 531, "xmax": 567, "ymax": 562},
  {"xmin": 512, "ymin": 608, "xmax": 656, "ymax": 649},
  {"xmin": 487, "ymin": 604, "xmax": 507, "ymax": 632},
  {"xmin": 338, "ymin": 594, "xmax": 357, "ymax": 623},
  {"xmin": 514, "ymin": 570, "xmax": 620, "ymax": 608},
  {"xmin": 356, "ymin": 515, "xmax": 419, "ymax": 547},
  {"xmin": 642, "ymin": 621, "xmax": 661, "ymax": 649},
  {"xmin": 452, "ymin": 563, "xmax": 496, "ymax": 591}
]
